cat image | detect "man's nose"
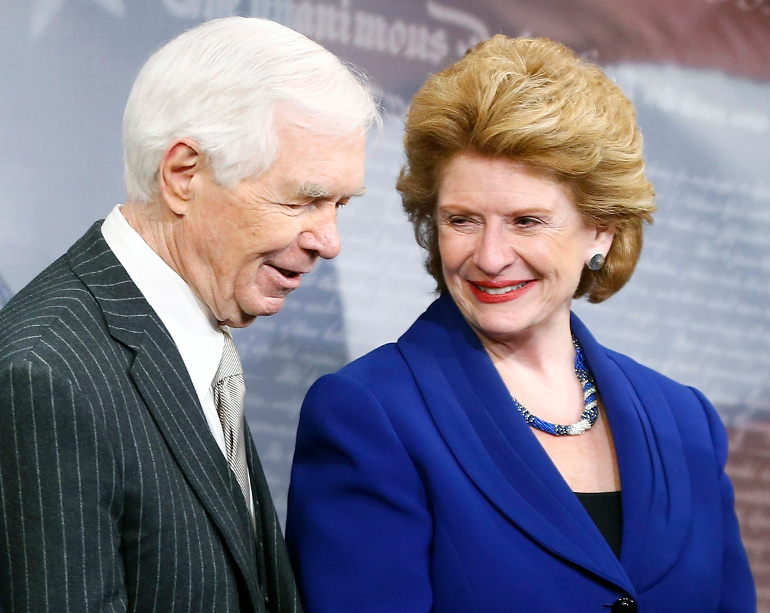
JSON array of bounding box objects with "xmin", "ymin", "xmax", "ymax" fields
[{"xmin": 299, "ymin": 204, "xmax": 342, "ymax": 260}]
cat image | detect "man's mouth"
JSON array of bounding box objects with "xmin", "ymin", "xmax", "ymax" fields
[
  {"xmin": 266, "ymin": 264, "xmax": 309, "ymax": 290},
  {"xmin": 274, "ymin": 266, "xmax": 301, "ymax": 278}
]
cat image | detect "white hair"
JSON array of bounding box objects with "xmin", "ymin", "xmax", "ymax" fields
[{"xmin": 122, "ymin": 17, "xmax": 379, "ymax": 203}]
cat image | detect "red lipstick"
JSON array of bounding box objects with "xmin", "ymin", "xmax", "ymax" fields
[{"xmin": 467, "ymin": 279, "xmax": 534, "ymax": 303}]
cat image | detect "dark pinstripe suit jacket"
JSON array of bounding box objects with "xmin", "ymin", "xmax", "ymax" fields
[{"xmin": 0, "ymin": 223, "xmax": 301, "ymax": 613}]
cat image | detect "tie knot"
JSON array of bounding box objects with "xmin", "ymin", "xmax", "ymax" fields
[{"xmin": 215, "ymin": 330, "xmax": 243, "ymax": 384}]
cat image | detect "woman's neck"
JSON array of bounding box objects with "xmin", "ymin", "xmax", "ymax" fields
[{"xmin": 477, "ymin": 314, "xmax": 576, "ymax": 378}]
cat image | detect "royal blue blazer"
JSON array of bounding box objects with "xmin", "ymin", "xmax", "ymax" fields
[{"xmin": 286, "ymin": 294, "xmax": 755, "ymax": 612}]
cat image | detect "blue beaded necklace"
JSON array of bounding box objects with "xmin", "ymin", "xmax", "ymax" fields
[{"xmin": 511, "ymin": 337, "xmax": 599, "ymax": 436}]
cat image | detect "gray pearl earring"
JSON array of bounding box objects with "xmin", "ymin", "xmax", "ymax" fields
[{"xmin": 588, "ymin": 253, "xmax": 605, "ymax": 271}]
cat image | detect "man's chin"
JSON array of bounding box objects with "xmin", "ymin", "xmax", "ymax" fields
[
  {"xmin": 221, "ymin": 314, "xmax": 258, "ymax": 328},
  {"xmin": 229, "ymin": 296, "xmax": 287, "ymax": 326}
]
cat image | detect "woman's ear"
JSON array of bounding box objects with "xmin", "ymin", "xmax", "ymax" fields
[
  {"xmin": 158, "ymin": 138, "xmax": 203, "ymax": 215},
  {"xmin": 585, "ymin": 224, "xmax": 616, "ymax": 270},
  {"xmin": 592, "ymin": 224, "xmax": 616, "ymax": 257}
]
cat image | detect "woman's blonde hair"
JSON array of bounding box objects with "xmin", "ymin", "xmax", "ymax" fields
[{"xmin": 397, "ymin": 35, "xmax": 655, "ymax": 302}]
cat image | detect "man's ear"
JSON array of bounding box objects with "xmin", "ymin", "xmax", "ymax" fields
[{"xmin": 158, "ymin": 139, "xmax": 203, "ymax": 215}]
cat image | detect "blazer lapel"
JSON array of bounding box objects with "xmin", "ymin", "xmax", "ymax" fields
[
  {"xmin": 67, "ymin": 223, "xmax": 264, "ymax": 612},
  {"xmin": 572, "ymin": 314, "xmax": 693, "ymax": 592},
  {"xmin": 397, "ymin": 295, "xmax": 632, "ymax": 591}
]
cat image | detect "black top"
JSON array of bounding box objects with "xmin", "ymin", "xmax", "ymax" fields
[{"xmin": 575, "ymin": 491, "xmax": 623, "ymax": 558}]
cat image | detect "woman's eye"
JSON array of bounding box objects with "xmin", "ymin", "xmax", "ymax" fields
[{"xmin": 449, "ymin": 216, "xmax": 473, "ymax": 227}]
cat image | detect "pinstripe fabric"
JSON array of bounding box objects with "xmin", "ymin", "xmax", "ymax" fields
[{"xmin": 0, "ymin": 222, "xmax": 301, "ymax": 613}]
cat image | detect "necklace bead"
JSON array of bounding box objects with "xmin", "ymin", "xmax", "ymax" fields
[{"xmin": 510, "ymin": 337, "xmax": 599, "ymax": 436}]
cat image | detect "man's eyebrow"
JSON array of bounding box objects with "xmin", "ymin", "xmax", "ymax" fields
[{"xmin": 296, "ymin": 183, "xmax": 367, "ymax": 199}]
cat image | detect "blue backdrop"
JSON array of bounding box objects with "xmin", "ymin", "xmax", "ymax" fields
[{"xmin": 1, "ymin": 0, "xmax": 769, "ymax": 606}]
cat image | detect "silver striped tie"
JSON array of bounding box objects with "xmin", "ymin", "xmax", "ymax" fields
[{"xmin": 213, "ymin": 330, "xmax": 252, "ymax": 509}]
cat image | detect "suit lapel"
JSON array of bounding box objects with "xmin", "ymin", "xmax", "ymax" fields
[
  {"xmin": 67, "ymin": 223, "xmax": 264, "ymax": 612},
  {"xmin": 245, "ymin": 426, "xmax": 303, "ymax": 613},
  {"xmin": 397, "ymin": 295, "xmax": 632, "ymax": 591},
  {"xmin": 573, "ymin": 314, "xmax": 693, "ymax": 592},
  {"xmin": 244, "ymin": 426, "xmax": 269, "ymax": 596}
]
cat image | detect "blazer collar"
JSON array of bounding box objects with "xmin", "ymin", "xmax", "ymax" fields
[
  {"xmin": 398, "ymin": 294, "xmax": 692, "ymax": 592},
  {"xmin": 66, "ymin": 222, "xmax": 266, "ymax": 612},
  {"xmin": 572, "ymin": 314, "xmax": 692, "ymax": 591}
]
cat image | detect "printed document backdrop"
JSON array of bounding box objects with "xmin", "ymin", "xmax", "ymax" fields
[{"xmin": 1, "ymin": 0, "xmax": 768, "ymax": 606}]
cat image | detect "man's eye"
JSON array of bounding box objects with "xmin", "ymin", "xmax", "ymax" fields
[{"xmin": 515, "ymin": 216, "xmax": 540, "ymax": 227}]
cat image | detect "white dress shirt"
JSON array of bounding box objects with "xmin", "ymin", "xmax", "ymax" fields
[{"xmin": 101, "ymin": 204, "xmax": 253, "ymax": 513}]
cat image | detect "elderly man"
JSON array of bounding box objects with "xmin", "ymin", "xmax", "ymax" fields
[{"xmin": 0, "ymin": 17, "xmax": 377, "ymax": 613}]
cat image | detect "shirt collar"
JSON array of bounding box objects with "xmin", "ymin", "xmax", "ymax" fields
[{"xmin": 101, "ymin": 204, "xmax": 224, "ymax": 398}]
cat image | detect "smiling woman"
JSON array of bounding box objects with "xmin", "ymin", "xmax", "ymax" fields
[
  {"xmin": 436, "ymin": 154, "xmax": 614, "ymax": 347},
  {"xmin": 286, "ymin": 35, "xmax": 756, "ymax": 613}
]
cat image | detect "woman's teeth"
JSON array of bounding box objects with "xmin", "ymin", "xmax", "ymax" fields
[{"xmin": 477, "ymin": 281, "xmax": 527, "ymax": 295}]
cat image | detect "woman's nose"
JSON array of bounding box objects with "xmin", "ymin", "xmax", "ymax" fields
[{"xmin": 473, "ymin": 226, "xmax": 512, "ymax": 275}]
